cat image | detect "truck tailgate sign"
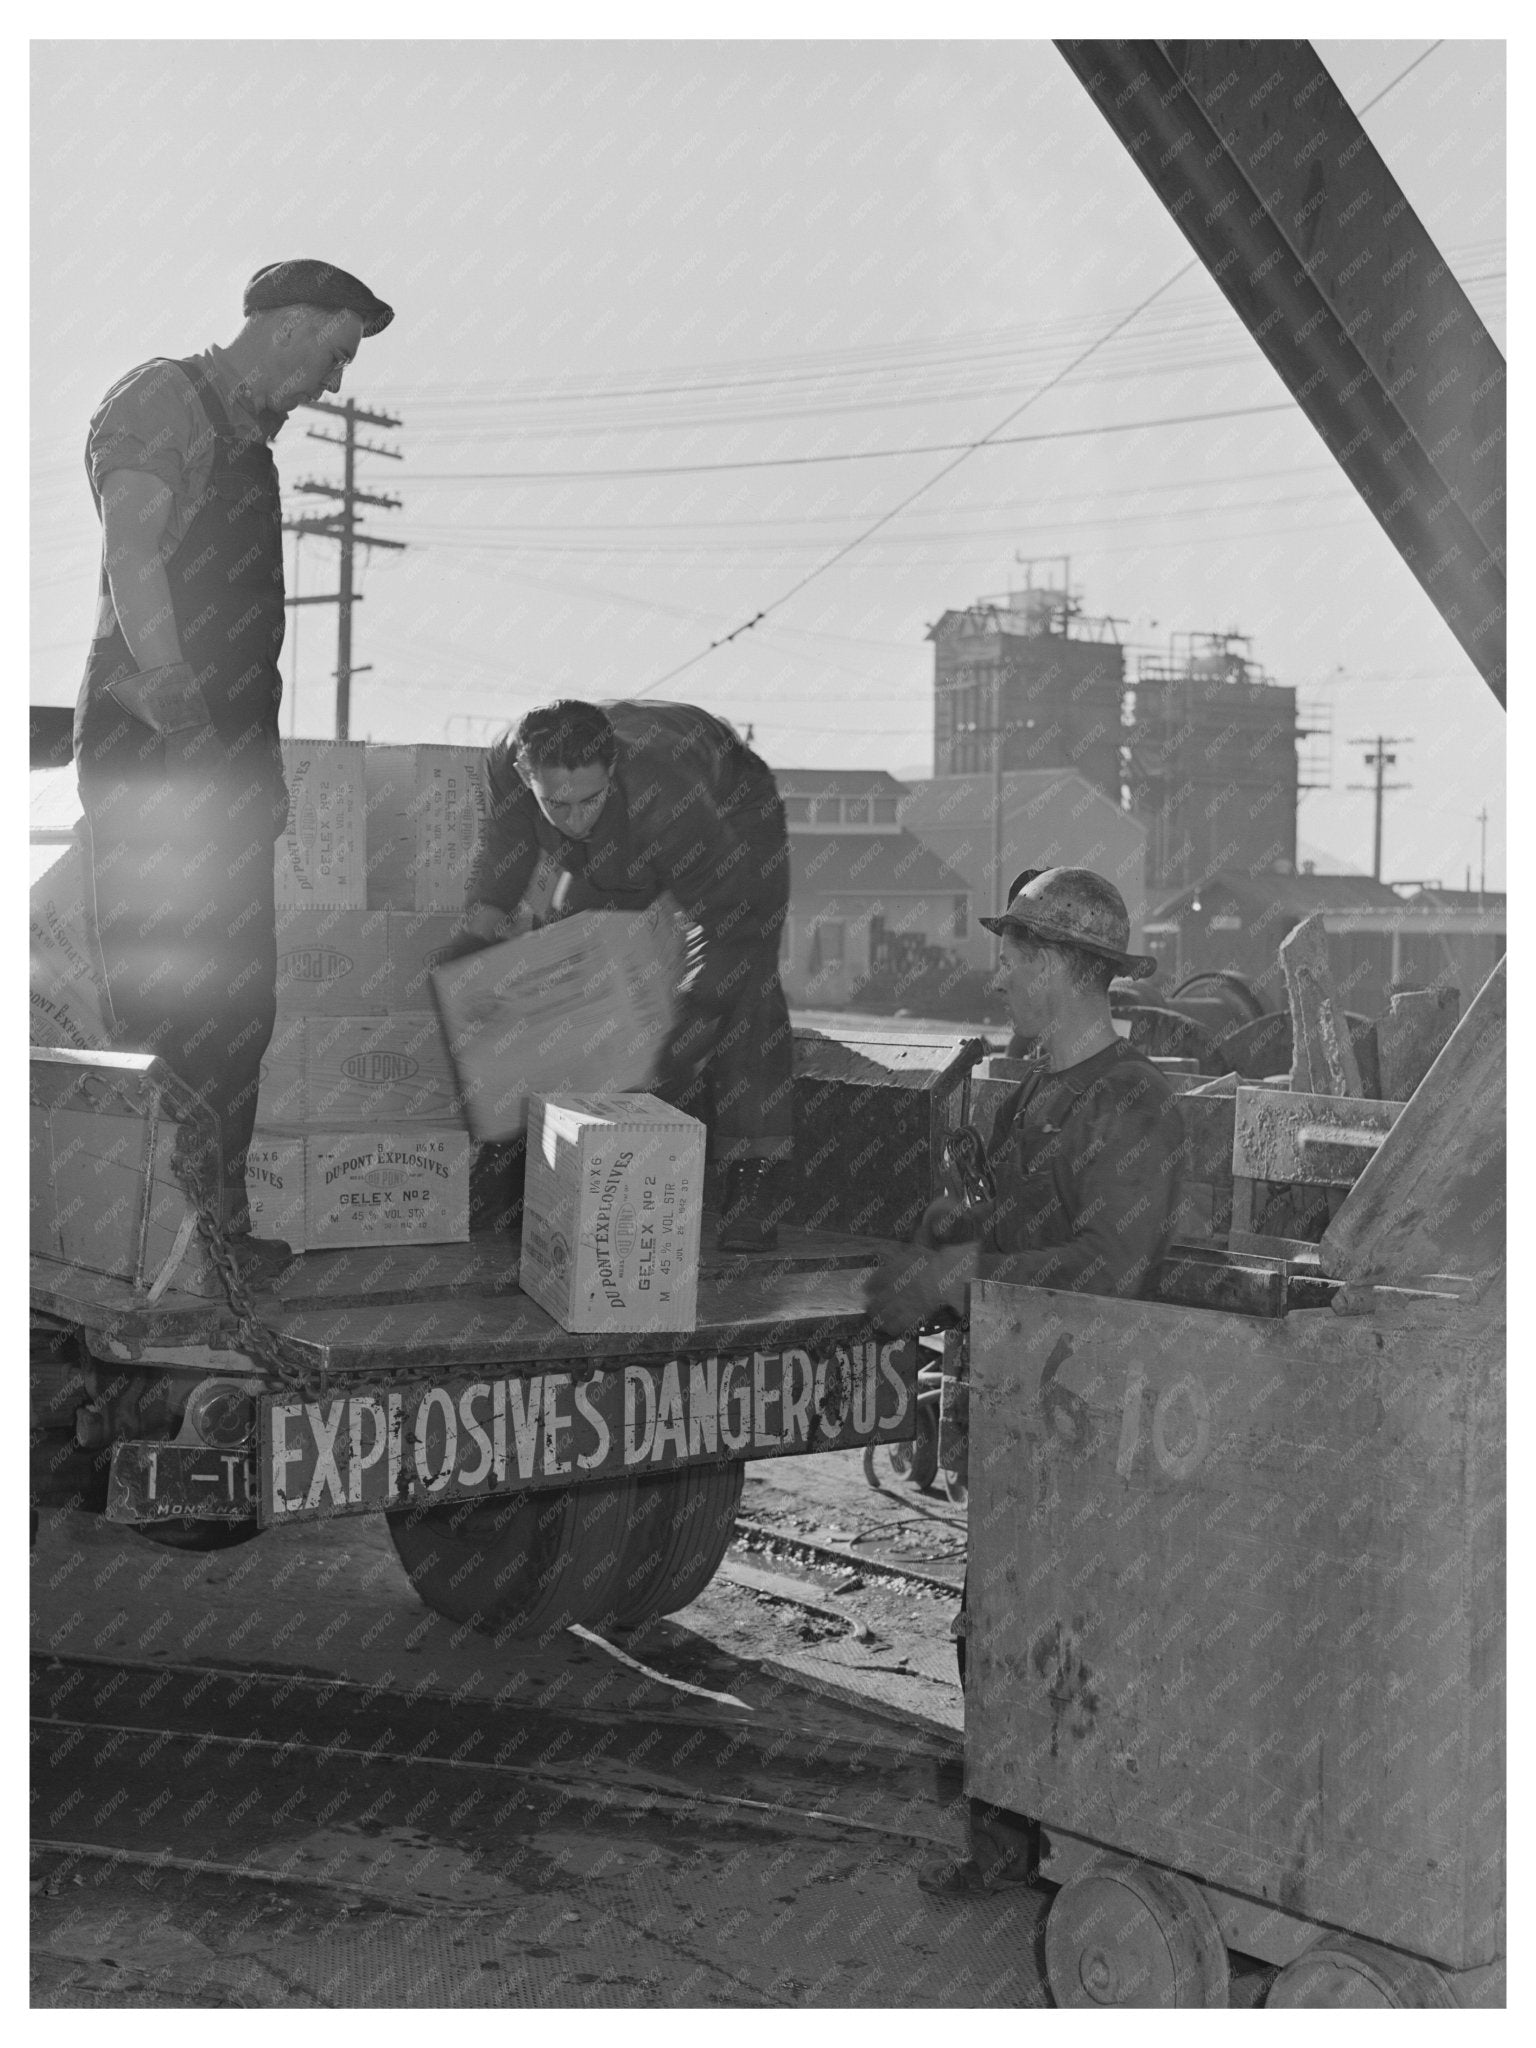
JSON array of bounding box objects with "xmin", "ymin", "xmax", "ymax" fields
[{"xmin": 258, "ymin": 1339, "xmax": 918, "ymax": 1525}]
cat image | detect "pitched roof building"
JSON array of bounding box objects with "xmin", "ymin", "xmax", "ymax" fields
[{"xmin": 776, "ymin": 769, "xmax": 971, "ymax": 1007}]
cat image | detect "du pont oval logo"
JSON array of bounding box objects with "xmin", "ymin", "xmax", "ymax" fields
[
  {"xmin": 280, "ymin": 947, "xmax": 355, "ymax": 983},
  {"xmin": 342, "ymin": 1050, "xmax": 419, "ymax": 1083},
  {"xmin": 614, "ymin": 1203, "xmax": 638, "ymax": 1261}
]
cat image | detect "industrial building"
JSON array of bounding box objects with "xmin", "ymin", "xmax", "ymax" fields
[{"xmin": 927, "ymin": 565, "xmax": 1312, "ymax": 900}]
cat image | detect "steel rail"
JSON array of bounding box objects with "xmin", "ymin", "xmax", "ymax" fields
[{"xmin": 32, "ymin": 1709, "xmax": 957, "ymax": 1855}]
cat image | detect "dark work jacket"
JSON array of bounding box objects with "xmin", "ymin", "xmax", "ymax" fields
[
  {"xmin": 468, "ymin": 701, "xmax": 788, "ymax": 951},
  {"xmin": 74, "ymin": 357, "xmax": 289, "ymax": 838},
  {"xmin": 980, "ymin": 1039, "xmax": 1185, "ymax": 1298}
]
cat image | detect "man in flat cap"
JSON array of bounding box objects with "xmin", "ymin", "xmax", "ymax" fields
[
  {"xmin": 72, "ymin": 261, "xmax": 393, "ymax": 1282},
  {"xmin": 864, "ymin": 868, "xmax": 1187, "ymax": 1895},
  {"xmin": 459, "ymin": 698, "xmax": 794, "ymax": 1251}
]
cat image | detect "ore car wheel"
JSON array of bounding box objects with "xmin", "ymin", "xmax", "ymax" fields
[
  {"xmin": 387, "ymin": 1477, "xmax": 636, "ymax": 1637},
  {"xmin": 1265, "ymin": 1936, "xmax": 1457, "ymax": 2008},
  {"xmin": 1044, "ymin": 1859, "xmax": 1230, "ymax": 2008},
  {"xmin": 610, "ymin": 1463, "xmax": 746, "ymax": 1627},
  {"xmin": 132, "ymin": 1518, "xmax": 262, "ymax": 1552}
]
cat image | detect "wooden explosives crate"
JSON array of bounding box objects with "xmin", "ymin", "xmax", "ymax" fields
[
  {"xmin": 29, "ymin": 1049, "xmax": 219, "ymax": 1296},
  {"xmin": 274, "ymin": 904, "xmax": 391, "ymax": 1015},
  {"xmin": 305, "ymin": 1127, "xmax": 470, "ymax": 1250},
  {"xmin": 244, "ymin": 1130, "xmax": 308, "ymax": 1252},
  {"xmin": 304, "ymin": 1012, "xmax": 464, "ymax": 1126},
  {"xmin": 432, "ymin": 906, "xmax": 683, "ymax": 1142},
  {"xmin": 275, "ymin": 740, "xmax": 369, "ymax": 908},
  {"xmin": 521, "ymin": 1093, "xmax": 705, "ymax": 1332},
  {"xmin": 966, "ymin": 1278, "xmax": 1505, "ymax": 1980},
  {"xmin": 247, "ymin": 1126, "xmax": 472, "ymax": 1252},
  {"xmin": 29, "ymin": 837, "xmax": 111, "ymax": 1052},
  {"xmin": 386, "ymin": 911, "xmax": 463, "ymax": 1008},
  {"xmin": 363, "ymin": 745, "xmax": 487, "ymax": 911},
  {"xmin": 783, "ymin": 1030, "xmax": 986, "ymax": 1241}
]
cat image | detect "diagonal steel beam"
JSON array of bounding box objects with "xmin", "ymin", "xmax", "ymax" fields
[{"xmin": 1057, "ymin": 39, "xmax": 1506, "ymax": 705}]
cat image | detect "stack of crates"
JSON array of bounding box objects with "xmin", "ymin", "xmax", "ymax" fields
[{"xmin": 248, "ymin": 740, "xmax": 488, "ymax": 1252}]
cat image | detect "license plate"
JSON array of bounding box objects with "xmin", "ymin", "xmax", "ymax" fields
[
  {"xmin": 106, "ymin": 1442, "xmax": 257, "ymax": 1522},
  {"xmin": 259, "ymin": 1338, "xmax": 919, "ymax": 1526}
]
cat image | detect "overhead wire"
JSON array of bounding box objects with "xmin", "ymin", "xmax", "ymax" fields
[{"xmin": 625, "ymin": 35, "xmax": 1457, "ymax": 699}]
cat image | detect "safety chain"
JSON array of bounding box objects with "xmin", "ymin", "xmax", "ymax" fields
[{"xmin": 169, "ymin": 1113, "xmax": 328, "ymax": 1400}]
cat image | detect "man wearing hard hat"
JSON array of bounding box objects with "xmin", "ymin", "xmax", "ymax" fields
[{"xmin": 865, "ymin": 866, "xmax": 1187, "ymax": 1896}]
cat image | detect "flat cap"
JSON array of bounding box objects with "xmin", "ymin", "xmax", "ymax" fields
[{"xmin": 243, "ymin": 259, "xmax": 393, "ymax": 336}]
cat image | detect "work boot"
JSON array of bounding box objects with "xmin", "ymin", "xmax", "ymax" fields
[
  {"xmin": 225, "ymin": 1227, "xmax": 296, "ymax": 1292},
  {"xmin": 917, "ymin": 1806, "xmax": 1040, "ymax": 1898},
  {"xmin": 717, "ymin": 1158, "xmax": 779, "ymax": 1253}
]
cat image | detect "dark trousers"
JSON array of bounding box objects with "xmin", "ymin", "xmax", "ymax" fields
[
  {"xmin": 80, "ymin": 772, "xmax": 278, "ymax": 1231},
  {"xmin": 657, "ymin": 933, "xmax": 794, "ymax": 1165}
]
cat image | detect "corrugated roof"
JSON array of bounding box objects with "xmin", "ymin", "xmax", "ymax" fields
[{"xmin": 791, "ymin": 831, "xmax": 971, "ymax": 897}]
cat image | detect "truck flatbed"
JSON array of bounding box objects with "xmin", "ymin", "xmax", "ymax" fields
[{"xmin": 30, "ymin": 1225, "xmax": 898, "ymax": 1373}]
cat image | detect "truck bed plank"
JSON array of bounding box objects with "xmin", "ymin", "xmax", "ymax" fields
[{"xmin": 31, "ymin": 1228, "xmax": 895, "ymax": 1369}]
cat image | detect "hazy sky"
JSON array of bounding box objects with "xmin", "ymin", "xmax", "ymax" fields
[{"xmin": 31, "ymin": 36, "xmax": 1506, "ymax": 888}]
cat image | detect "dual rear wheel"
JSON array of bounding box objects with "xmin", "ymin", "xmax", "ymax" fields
[{"xmin": 386, "ymin": 1461, "xmax": 745, "ymax": 1638}]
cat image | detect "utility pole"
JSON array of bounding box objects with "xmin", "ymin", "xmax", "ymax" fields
[
  {"xmin": 1475, "ymin": 805, "xmax": 1489, "ymax": 908},
  {"xmin": 1347, "ymin": 734, "xmax": 1412, "ymax": 883},
  {"xmin": 282, "ymin": 397, "xmax": 406, "ymax": 740}
]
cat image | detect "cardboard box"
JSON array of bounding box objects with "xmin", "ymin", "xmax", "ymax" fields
[
  {"xmin": 274, "ymin": 905, "xmax": 391, "ymax": 1015},
  {"xmin": 520, "ymin": 1093, "xmax": 704, "ymax": 1332},
  {"xmin": 29, "ymin": 839, "xmax": 111, "ymax": 1051},
  {"xmin": 305, "ymin": 1012, "xmax": 464, "ymax": 1126},
  {"xmin": 306, "ymin": 1126, "xmax": 470, "ymax": 1248},
  {"xmin": 245, "ymin": 1131, "xmax": 309, "ymax": 1250},
  {"xmin": 257, "ymin": 1014, "xmax": 309, "ymax": 1125},
  {"xmin": 276, "ymin": 740, "xmax": 368, "ymax": 907},
  {"xmin": 365, "ymin": 746, "xmax": 487, "ymax": 910},
  {"xmin": 432, "ymin": 905, "xmax": 684, "ymax": 1141},
  {"xmin": 387, "ymin": 911, "xmax": 464, "ymax": 1008}
]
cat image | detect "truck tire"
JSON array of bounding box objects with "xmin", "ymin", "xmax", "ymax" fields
[
  {"xmin": 387, "ymin": 1475, "xmax": 636, "ymax": 1638},
  {"xmin": 609, "ymin": 1462, "xmax": 745, "ymax": 1628},
  {"xmin": 133, "ymin": 1517, "xmax": 261, "ymax": 1552}
]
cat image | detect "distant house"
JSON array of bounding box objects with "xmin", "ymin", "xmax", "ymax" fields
[
  {"xmin": 1145, "ymin": 870, "xmax": 1506, "ymax": 1015},
  {"xmin": 897, "ymin": 770, "xmax": 1147, "ymax": 972},
  {"xmin": 776, "ymin": 769, "xmax": 971, "ymax": 1007}
]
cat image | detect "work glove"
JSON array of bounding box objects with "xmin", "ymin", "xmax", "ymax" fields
[{"xmin": 105, "ymin": 660, "xmax": 212, "ymax": 734}]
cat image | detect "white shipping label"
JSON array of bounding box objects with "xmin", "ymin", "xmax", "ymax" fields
[{"xmin": 520, "ymin": 1096, "xmax": 705, "ymax": 1333}]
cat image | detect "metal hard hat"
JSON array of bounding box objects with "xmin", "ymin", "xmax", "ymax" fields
[{"xmin": 979, "ymin": 866, "xmax": 1157, "ymax": 979}]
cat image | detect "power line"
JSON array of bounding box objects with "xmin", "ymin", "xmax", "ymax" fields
[
  {"xmin": 627, "ymin": 34, "xmax": 1458, "ymax": 700},
  {"xmin": 400, "ymin": 401, "xmax": 1297, "ymax": 485}
]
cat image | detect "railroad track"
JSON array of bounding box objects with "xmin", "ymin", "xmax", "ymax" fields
[
  {"xmin": 31, "ymin": 1647, "xmax": 960, "ymax": 1869},
  {"xmin": 31, "ymin": 1646, "xmax": 984, "ymax": 2008}
]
